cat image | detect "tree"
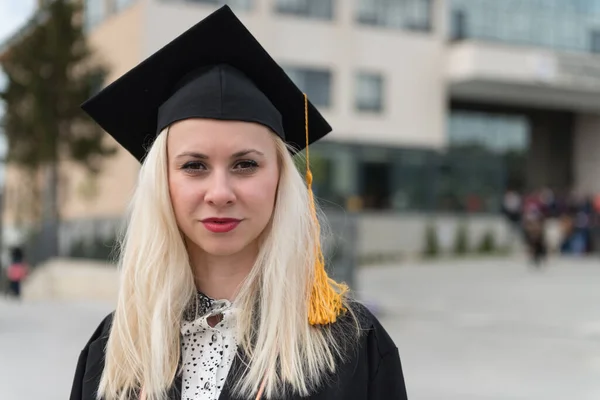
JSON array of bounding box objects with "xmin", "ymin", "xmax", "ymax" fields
[
  {"xmin": 0, "ymin": 0, "xmax": 115, "ymax": 260},
  {"xmin": 453, "ymin": 221, "xmax": 469, "ymax": 255},
  {"xmin": 477, "ymin": 229, "xmax": 496, "ymax": 254},
  {"xmin": 423, "ymin": 222, "xmax": 440, "ymax": 258}
]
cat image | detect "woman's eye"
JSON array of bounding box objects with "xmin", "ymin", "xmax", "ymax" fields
[
  {"xmin": 182, "ymin": 161, "xmax": 206, "ymax": 171},
  {"xmin": 234, "ymin": 160, "xmax": 259, "ymax": 171}
]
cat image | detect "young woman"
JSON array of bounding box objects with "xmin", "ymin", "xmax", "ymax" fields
[{"xmin": 70, "ymin": 6, "xmax": 408, "ymax": 400}]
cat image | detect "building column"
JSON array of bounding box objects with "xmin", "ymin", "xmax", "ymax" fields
[
  {"xmin": 526, "ymin": 111, "xmax": 574, "ymax": 191},
  {"xmin": 573, "ymin": 114, "xmax": 600, "ymax": 196},
  {"xmin": 434, "ymin": 0, "xmax": 450, "ymax": 38}
]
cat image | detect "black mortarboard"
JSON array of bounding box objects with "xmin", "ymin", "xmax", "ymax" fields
[{"xmin": 81, "ymin": 5, "xmax": 332, "ymax": 162}]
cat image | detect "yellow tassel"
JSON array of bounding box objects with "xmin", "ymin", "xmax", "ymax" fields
[{"xmin": 303, "ymin": 93, "xmax": 349, "ymax": 326}]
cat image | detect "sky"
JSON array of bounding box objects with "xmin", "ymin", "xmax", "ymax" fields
[
  {"xmin": 0, "ymin": 0, "xmax": 37, "ymax": 91},
  {"xmin": 0, "ymin": 1, "xmax": 36, "ymax": 167},
  {"xmin": 0, "ymin": 0, "xmax": 37, "ymax": 45}
]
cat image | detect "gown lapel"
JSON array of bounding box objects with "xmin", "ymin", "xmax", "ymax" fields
[
  {"xmin": 215, "ymin": 351, "xmax": 305, "ymax": 400},
  {"xmin": 166, "ymin": 373, "xmax": 182, "ymax": 400}
]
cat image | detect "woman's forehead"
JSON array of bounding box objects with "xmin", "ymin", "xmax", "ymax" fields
[{"xmin": 167, "ymin": 119, "xmax": 277, "ymax": 153}]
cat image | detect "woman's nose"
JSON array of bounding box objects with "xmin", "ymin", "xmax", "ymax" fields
[{"xmin": 204, "ymin": 170, "xmax": 236, "ymax": 207}]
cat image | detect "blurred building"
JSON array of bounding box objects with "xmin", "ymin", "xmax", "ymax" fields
[{"xmin": 3, "ymin": 0, "xmax": 600, "ymax": 258}]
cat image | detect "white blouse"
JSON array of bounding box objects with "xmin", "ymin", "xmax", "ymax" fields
[{"xmin": 180, "ymin": 293, "xmax": 239, "ymax": 400}]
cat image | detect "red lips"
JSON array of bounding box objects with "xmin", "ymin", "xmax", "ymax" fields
[{"xmin": 201, "ymin": 218, "xmax": 241, "ymax": 233}]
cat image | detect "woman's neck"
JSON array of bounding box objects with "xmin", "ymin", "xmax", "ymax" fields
[{"xmin": 188, "ymin": 242, "xmax": 258, "ymax": 301}]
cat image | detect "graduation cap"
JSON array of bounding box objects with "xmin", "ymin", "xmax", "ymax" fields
[
  {"xmin": 81, "ymin": 5, "xmax": 347, "ymax": 326},
  {"xmin": 81, "ymin": 5, "xmax": 331, "ymax": 162}
]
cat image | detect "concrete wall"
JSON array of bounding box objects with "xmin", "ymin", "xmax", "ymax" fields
[
  {"xmin": 23, "ymin": 258, "xmax": 119, "ymax": 304},
  {"xmin": 573, "ymin": 114, "xmax": 600, "ymax": 195},
  {"xmin": 447, "ymin": 41, "xmax": 600, "ymax": 112},
  {"xmin": 356, "ymin": 212, "xmax": 513, "ymax": 257},
  {"xmin": 144, "ymin": 0, "xmax": 447, "ymax": 149}
]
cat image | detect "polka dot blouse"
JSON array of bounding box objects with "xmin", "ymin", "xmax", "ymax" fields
[{"xmin": 180, "ymin": 292, "xmax": 238, "ymax": 400}]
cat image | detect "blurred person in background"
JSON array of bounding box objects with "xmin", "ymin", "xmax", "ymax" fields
[
  {"xmin": 522, "ymin": 193, "xmax": 547, "ymax": 266},
  {"xmin": 5, "ymin": 246, "xmax": 28, "ymax": 300},
  {"xmin": 69, "ymin": 7, "xmax": 407, "ymax": 400},
  {"xmin": 590, "ymin": 193, "xmax": 600, "ymax": 254},
  {"xmin": 501, "ymin": 188, "xmax": 522, "ymax": 243},
  {"xmin": 559, "ymin": 192, "xmax": 594, "ymax": 256}
]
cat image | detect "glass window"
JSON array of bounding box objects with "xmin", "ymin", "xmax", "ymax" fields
[
  {"xmin": 448, "ymin": 111, "xmax": 530, "ymax": 154},
  {"xmin": 389, "ymin": 149, "xmax": 435, "ymax": 211},
  {"xmin": 355, "ymin": 72, "xmax": 384, "ymax": 112},
  {"xmin": 284, "ymin": 66, "xmax": 333, "ymax": 108},
  {"xmin": 357, "ymin": 146, "xmax": 392, "ymax": 210},
  {"xmin": 295, "ymin": 142, "xmax": 359, "ymax": 210},
  {"xmin": 114, "ymin": 0, "xmax": 136, "ymax": 12},
  {"xmin": 275, "ymin": 0, "xmax": 334, "ymax": 20},
  {"xmin": 450, "ymin": 9, "xmax": 467, "ymax": 40},
  {"xmin": 164, "ymin": 0, "xmax": 253, "ymax": 10},
  {"xmin": 433, "ymin": 150, "xmax": 505, "ymax": 213},
  {"xmin": 297, "ymin": 139, "xmax": 511, "ymax": 214},
  {"xmin": 450, "ymin": 0, "xmax": 600, "ymax": 53},
  {"xmin": 447, "ymin": 110, "xmax": 530, "ymax": 206},
  {"xmin": 356, "ymin": 0, "xmax": 432, "ymax": 31},
  {"xmin": 592, "ymin": 30, "xmax": 600, "ymax": 53},
  {"xmin": 84, "ymin": 0, "xmax": 106, "ymax": 31}
]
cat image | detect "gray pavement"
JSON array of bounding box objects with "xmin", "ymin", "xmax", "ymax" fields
[
  {"xmin": 1, "ymin": 256, "xmax": 600, "ymax": 399},
  {"xmin": 357, "ymin": 256, "xmax": 600, "ymax": 400},
  {"xmin": 0, "ymin": 299, "xmax": 112, "ymax": 400}
]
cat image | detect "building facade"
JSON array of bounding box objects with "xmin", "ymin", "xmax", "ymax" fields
[{"xmin": 3, "ymin": 0, "xmax": 600, "ymax": 258}]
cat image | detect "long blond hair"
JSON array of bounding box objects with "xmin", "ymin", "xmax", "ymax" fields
[{"xmin": 98, "ymin": 127, "xmax": 359, "ymax": 400}]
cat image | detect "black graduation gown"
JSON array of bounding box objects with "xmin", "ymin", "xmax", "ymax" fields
[{"xmin": 69, "ymin": 305, "xmax": 408, "ymax": 400}]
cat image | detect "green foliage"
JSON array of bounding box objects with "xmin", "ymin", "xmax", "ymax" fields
[
  {"xmin": 453, "ymin": 222, "xmax": 469, "ymax": 255},
  {"xmin": 477, "ymin": 230, "xmax": 496, "ymax": 254},
  {"xmin": 423, "ymin": 223, "xmax": 439, "ymax": 258},
  {"xmin": 0, "ymin": 0, "xmax": 115, "ymax": 174}
]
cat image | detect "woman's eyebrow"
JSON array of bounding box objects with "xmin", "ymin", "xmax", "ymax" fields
[
  {"xmin": 175, "ymin": 149, "xmax": 265, "ymax": 160},
  {"xmin": 231, "ymin": 149, "xmax": 265, "ymax": 158},
  {"xmin": 175, "ymin": 151, "xmax": 208, "ymax": 160}
]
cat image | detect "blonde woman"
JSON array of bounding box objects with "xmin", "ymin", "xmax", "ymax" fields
[{"xmin": 70, "ymin": 6, "xmax": 407, "ymax": 400}]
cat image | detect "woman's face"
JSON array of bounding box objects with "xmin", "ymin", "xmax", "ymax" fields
[{"xmin": 167, "ymin": 119, "xmax": 280, "ymax": 257}]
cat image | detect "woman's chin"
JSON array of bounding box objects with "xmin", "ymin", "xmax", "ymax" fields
[{"xmin": 197, "ymin": 238, "xmax": 247, "ymax": 257}]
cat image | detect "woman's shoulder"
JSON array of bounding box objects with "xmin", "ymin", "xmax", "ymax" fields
[
  {"xmin": 346, "ymin": 300, "xmax": 398, "ymax": 356},
  {"xmin": 70, "ymin": 312, "xmax": 115, "ymax": 400},
  {"xmin": 328, "ymin": 300, "xmax": 398, "ymax": 363},
  {"xmin": 326, "ymin": 300, "xmax": 408, "ymax": 399},
  {"xmin": 86, "ymin": 312, "xmax": 115, "ymax": 347},
  {"xmin": 79, "ymin": 311, "xmax": 115, "ymax": 367}
]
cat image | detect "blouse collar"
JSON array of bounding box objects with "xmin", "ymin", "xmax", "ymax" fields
[{"xmin": 181, "ymin": 291, "xmax": 236, "ymax": 336}]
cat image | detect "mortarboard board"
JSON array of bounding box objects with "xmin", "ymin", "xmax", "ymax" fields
[{"xmin": 81, "ymin": 5, "xmax": 332, "ymax": 162}]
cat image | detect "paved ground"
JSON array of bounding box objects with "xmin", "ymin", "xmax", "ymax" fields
[
  {"xmin": 1, "ymin": 256, "xmax": 600, "ymax": 399},
  {"xmin": 0, "ymin": 299, "xmax": 112, "ymax": 400},
  {"xmin": 357, "ymin": 256, "xmax": 600, "ymax": 400}
]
